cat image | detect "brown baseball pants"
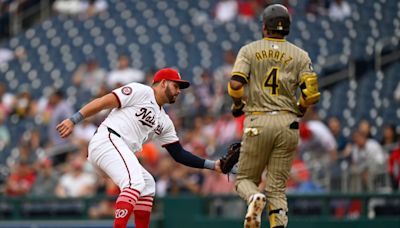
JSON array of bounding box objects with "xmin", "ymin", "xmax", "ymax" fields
[{"xmin": 235, "ymin": 112, "xmax": 299, "ymax": 228}]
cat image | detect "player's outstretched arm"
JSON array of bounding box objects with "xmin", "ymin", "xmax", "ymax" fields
[
  {"xmin": 56, "ymin": 93, "xmax": 119, "ymax": 138},
  {"xmin": 164, "ymin": 142, "xmax": 222, "ymax": 173}
]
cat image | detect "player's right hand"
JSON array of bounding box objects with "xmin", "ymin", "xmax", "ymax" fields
[
  {"xmin": 56, "ymin": 119, "xmax": 74, "ymax": 138},
  {"xmin": 299, "ymin": 74, "xmax": 320, "ymax": 106},
  {"xmin": 231, "ymin": 100, "xmax": 246, "ymax": 117}
]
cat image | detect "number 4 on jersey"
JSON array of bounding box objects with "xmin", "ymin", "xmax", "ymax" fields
[{"xmin": 263, "ymin": 67, "xmax": 279, "ymax": 95}]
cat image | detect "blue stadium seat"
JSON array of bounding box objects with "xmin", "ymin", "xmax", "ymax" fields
[{"xmin": 327, "ymin": 80, "xmax": 350, "ymax": 118}]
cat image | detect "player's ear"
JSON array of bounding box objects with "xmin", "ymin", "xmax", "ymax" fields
[
  {"xmin": 161, "ymin": 79, "xmax": 168, "ymax": 88},
  {"xmin": 262, "ymin": 24, "xmax": 267, "ymax": 37}
]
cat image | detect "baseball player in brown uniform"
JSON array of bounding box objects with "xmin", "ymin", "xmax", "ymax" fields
[{"xmin": 227, "ymin": 4, "xmax": 321, "ymax": 228}]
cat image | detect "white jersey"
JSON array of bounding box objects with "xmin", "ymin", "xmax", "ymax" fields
[
  {"xmin": 101, "ymin": 82, "xmax": 178, "ymax": 152},
  {"xmin": 147, "ymin": 108, "xmax": 179, "ymax": 146}
]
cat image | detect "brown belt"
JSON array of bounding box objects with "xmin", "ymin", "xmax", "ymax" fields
[{"xmin": 249, "ymin": 110, "xmax": 291, "ymax": 115}]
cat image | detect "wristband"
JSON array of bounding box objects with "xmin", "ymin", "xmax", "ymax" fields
[
  {"xmin": 69, "ymin": 112, "xmax": 84, "ymax": 125},
  {"xmin": 227, "ymin": 83, "xmax": 244, "ymax": 99},
  {"xmin": 204, "ymin": 159, "xmax": 215, "ymax": 170}
]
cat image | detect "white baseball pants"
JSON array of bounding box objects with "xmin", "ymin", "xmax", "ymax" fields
[{"xmin": 88, "ymin": 125, "xmax": 155, "ymax": 197}]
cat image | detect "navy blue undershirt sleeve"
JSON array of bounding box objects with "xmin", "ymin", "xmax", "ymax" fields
[
  {"xmin": 164, "ymin": 141, "xmax": 205, "ymax": 168},
  {"xmin": 232, "ymin": 75, "xmax": 248, "ymax": 84}
]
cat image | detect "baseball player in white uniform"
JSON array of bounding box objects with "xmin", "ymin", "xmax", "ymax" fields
[{"xmin": 57, "ymin": 68, "xmax": 222, "ymax": 228}]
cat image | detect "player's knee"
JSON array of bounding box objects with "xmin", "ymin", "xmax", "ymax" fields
[
  {"xmin": 119, "ymin": 177, "xmax": 146, "ymax": 193},
  {"xmin": 132, "ymin": 180, "xmax": 146, "ymax": 193},
  {"xmin": 142, "ymin": 176, "xmax": 156, "ymax": 196},
  {"xmin": 265, "ymin": 179, "xmax": 286, "ymax": 192},
  {"xmin": 148, "ymin": 176, "xmax": 156, "ymax": 194}
]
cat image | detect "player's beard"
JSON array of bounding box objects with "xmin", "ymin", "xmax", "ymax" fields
[{"xmin": 165, "ymin": 85, "xmax": 176, "ymax": 104}]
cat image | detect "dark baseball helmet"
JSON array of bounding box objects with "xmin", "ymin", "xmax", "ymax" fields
[{"xmin": 262, "ymin": 4, "xmax": 291, "ymax": 36}]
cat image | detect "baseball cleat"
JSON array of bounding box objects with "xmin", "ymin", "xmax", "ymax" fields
[{"xmin": 244, "ymin": 193, "xmax": 266, "ymax": 228}]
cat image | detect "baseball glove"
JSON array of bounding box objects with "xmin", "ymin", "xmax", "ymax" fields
[{"xmin": 220, "ymin": 142, "xmax": 241, "ymax": 174}]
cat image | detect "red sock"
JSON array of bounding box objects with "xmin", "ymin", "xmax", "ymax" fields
[
  {"xmin": 133, "ymin": 196, "xmax": 154, "ymax": 228},
  {"xmin": 114, "ymin": 188, "xmax": 140, "ymax": 228},
  {"xmin": 134, "ymin": 210, "xmax": 151, "ymax": 228}
]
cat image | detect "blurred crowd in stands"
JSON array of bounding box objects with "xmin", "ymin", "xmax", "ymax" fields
[
  {"xmin": 213, "ymin": 0, "xmax": 352, "ymax": 22},
  {"xmin": 53, "ymin": 0, "xmax": 108, "ymax": 19},
  {"xmin": 0, "ymin": 0, "xmax": 108, "ymax": 41},
  {"xmin": 0, "ymin": 0, "xmax": 353, "ymax": 41},
  {"xmin": 0, "ymin": 0, "xmax": 399, "ymax": 220}
]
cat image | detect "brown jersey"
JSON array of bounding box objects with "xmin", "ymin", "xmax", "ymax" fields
[{"xmin": 231, "ymin": 37, "xmax": 316, "ymax": 116}]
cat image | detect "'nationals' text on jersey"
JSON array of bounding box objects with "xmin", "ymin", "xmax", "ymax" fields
[{"xmin": 102, "ymin": 83, "xmax": 179, "ymax": 152}]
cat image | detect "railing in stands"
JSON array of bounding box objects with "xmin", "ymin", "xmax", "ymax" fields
[
  {"xmin": 316, "ymin": 53, "xmax": 356, "ymax": 89},
  {"xmin": 374, "ymin": 36, "xmax": 400, "ymax": 71},
  {"xmin": 7, "ymin": 0, "xmax": 51, "ymax": 37}
]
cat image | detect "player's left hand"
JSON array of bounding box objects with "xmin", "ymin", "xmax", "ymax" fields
[
  {"xmin": 214, "ymin": 159, "xmax": 222, "ymax": 173},
  {"xmin": 56, "ymin": 119, "xmax": 75, "ymax": 138}
]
